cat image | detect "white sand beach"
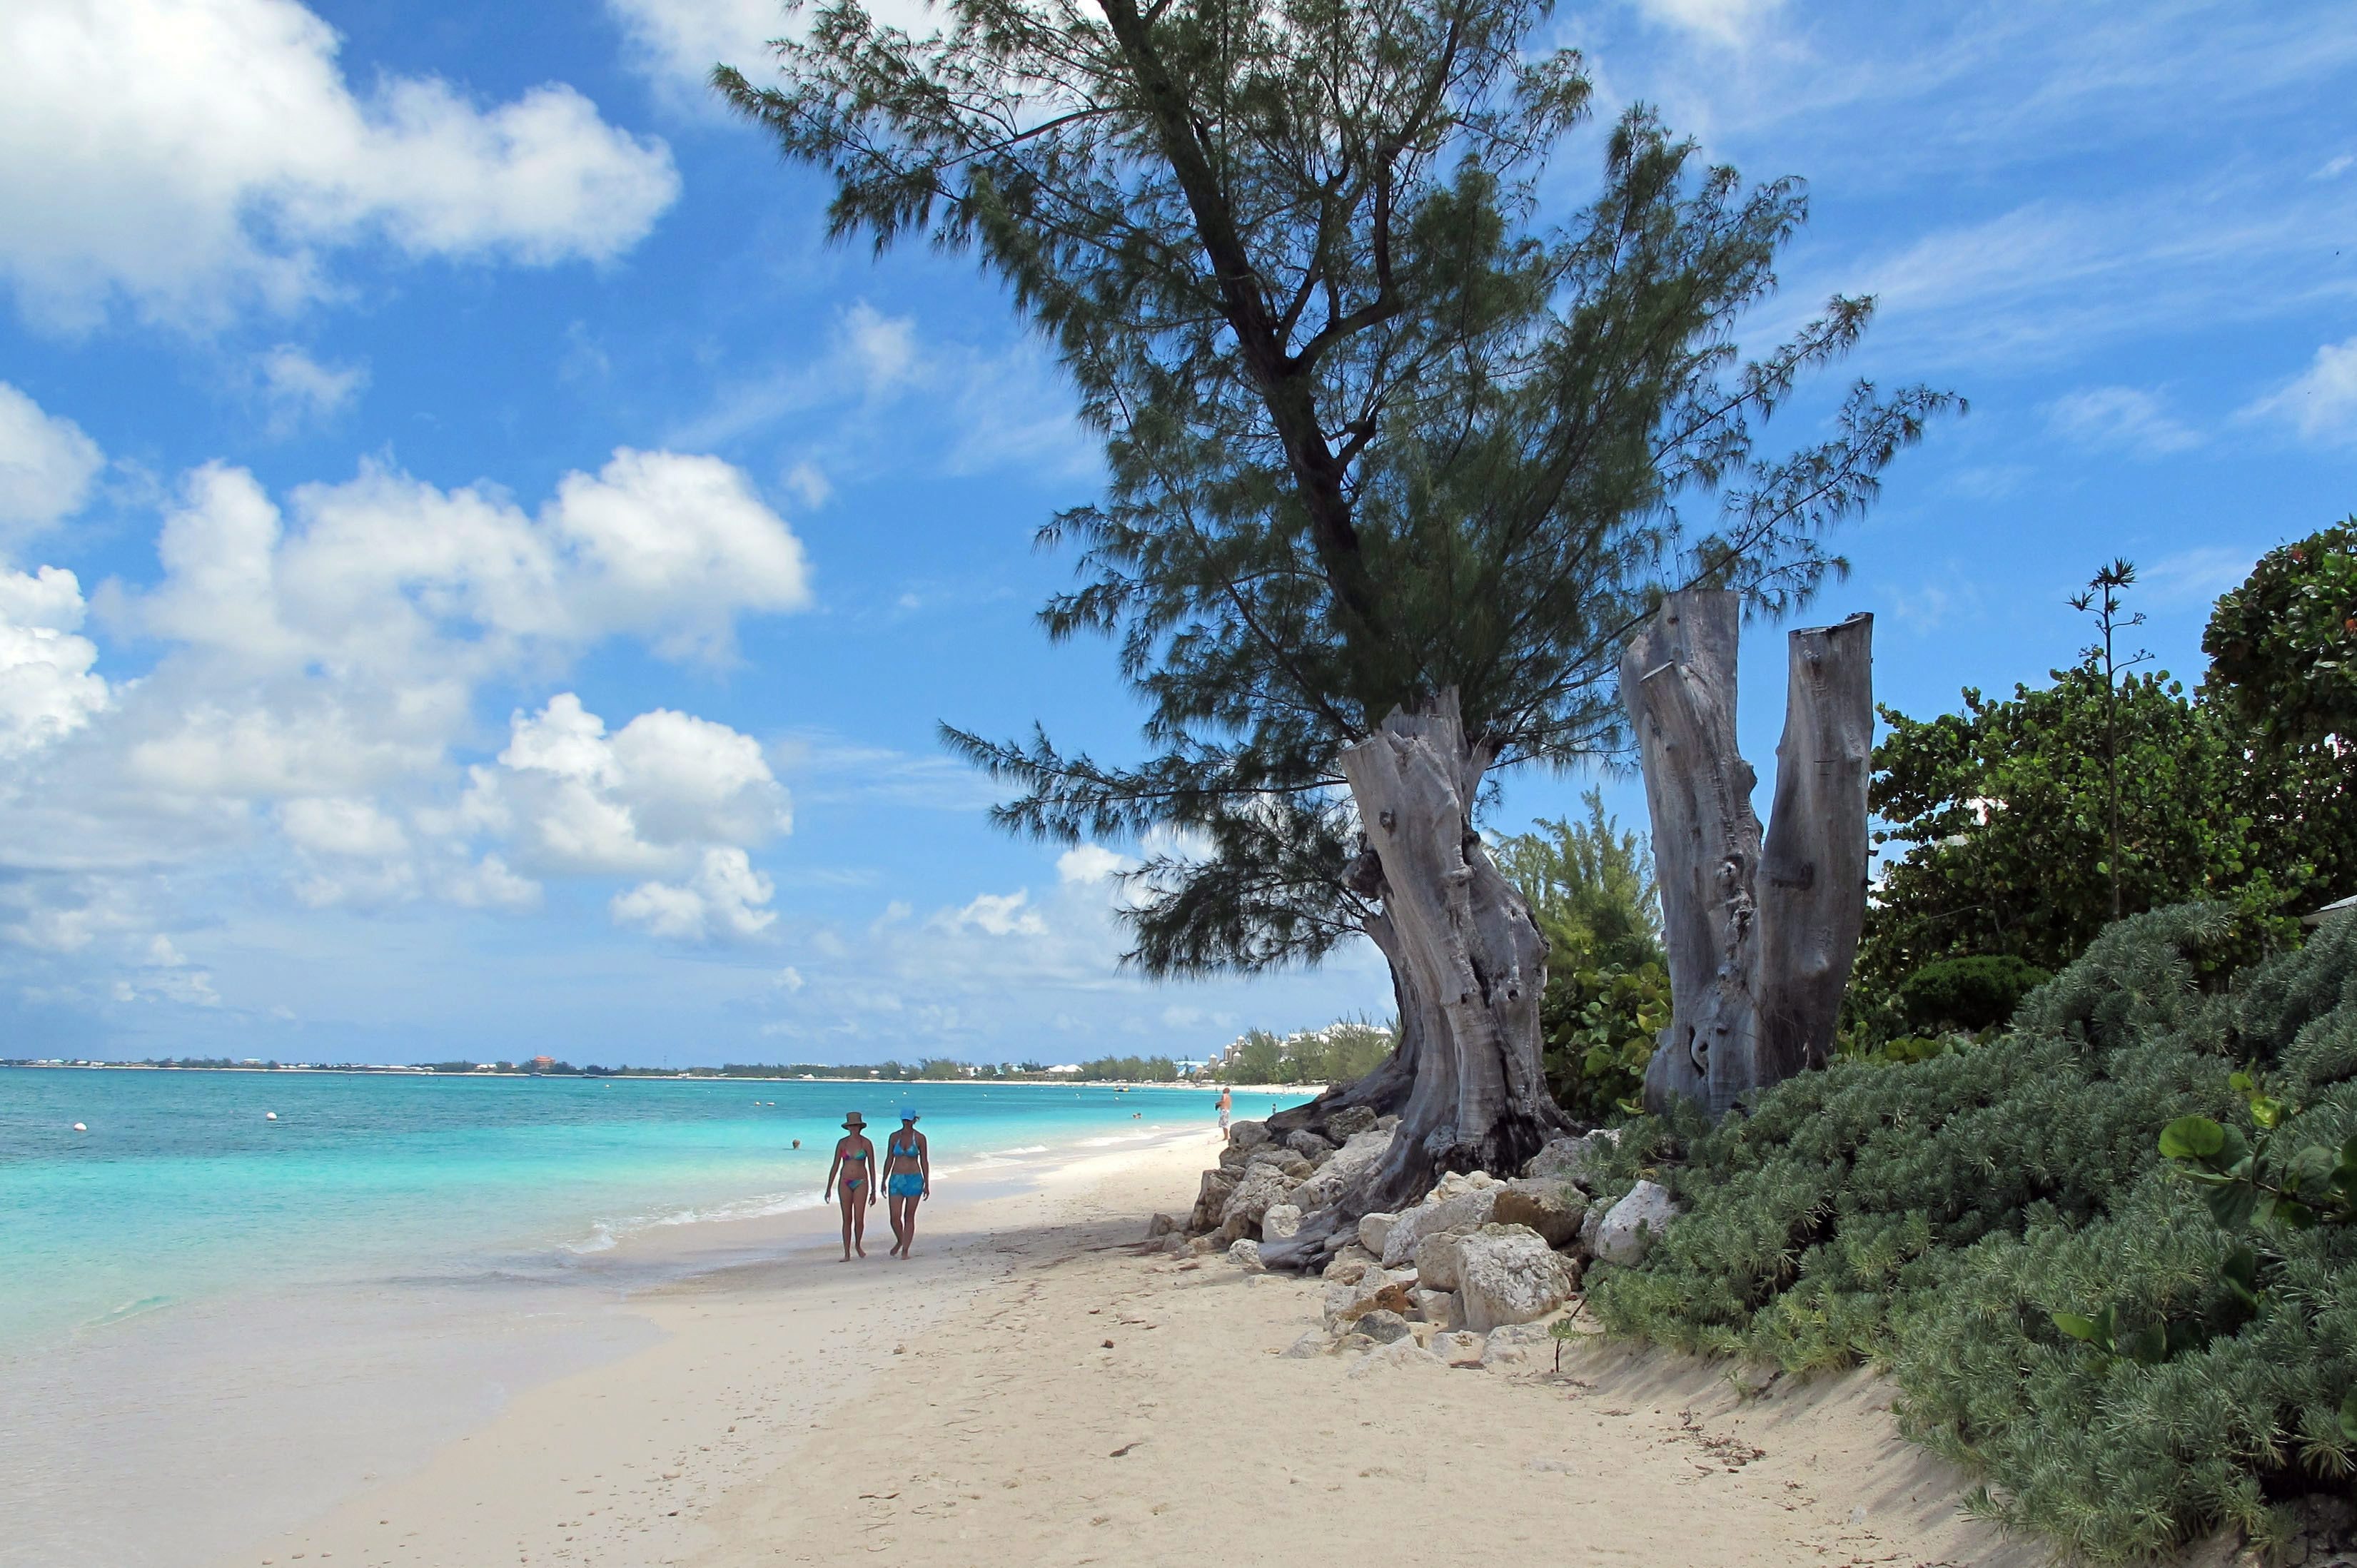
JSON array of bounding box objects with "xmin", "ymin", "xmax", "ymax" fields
[{"xmin": 204, "ymin": 1131, "xmax": 2034, "ymax": 1568}]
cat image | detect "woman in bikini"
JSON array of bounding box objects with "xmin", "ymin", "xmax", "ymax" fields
[
  {"xmin": 824, "ymin": 1112, "xmax": 877, "ymax": 1260},
  {"xmin": 882, "ymin": 1109, "xmax": 930, "ymax": 1259}
]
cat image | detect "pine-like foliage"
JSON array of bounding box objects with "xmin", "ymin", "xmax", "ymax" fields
[
  {"xmin": 1585, "ymin": 906, "xmax": 2357, "ymax": 1562},
  {"xmin": 719, "ymin": 0, "xmax": 1951, "ymax": 976}
]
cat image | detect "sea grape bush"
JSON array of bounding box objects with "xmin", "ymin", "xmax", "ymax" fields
[{"xmin": 1583, "ymin": 906, "xmax": 2357, "ymax": 1562}]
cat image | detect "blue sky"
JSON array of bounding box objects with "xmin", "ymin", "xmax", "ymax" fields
[{"xmin": 1, "ymin": 0, "xmax": 2351, "ymax": 1066}]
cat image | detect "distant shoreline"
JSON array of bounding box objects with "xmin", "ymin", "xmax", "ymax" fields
[{"xmin": 0, "ymin": 1062, "xmax": 1317, "ymax": 1093}]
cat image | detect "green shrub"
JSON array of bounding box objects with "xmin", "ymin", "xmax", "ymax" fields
[
  {"xmin": 1894, "ymin": 954, "xmax": 2051, "ymax": 1033},
  {"xmin": 1585, "ymin": 905, "xmax": 2357, "ymax": 1562}
]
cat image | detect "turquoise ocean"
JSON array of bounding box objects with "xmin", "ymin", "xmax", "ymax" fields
[{"xmin": 0, "ymin": 1066, "xmax": 1301, "ymax": 1358}]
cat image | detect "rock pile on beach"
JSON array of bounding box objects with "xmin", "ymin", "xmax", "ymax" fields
[{"xmin": 1148, "ymin": 1121, "xmax": 1687, "ymax": 1369}]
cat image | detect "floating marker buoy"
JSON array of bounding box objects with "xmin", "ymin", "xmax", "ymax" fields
[
  {"xmin": 72, "ymin": 1123, "xmax": 87, "ymax": 1132},
  {"xmin": 265, "ymin": 1111, "xmax": 278, "ymax": 1121}
]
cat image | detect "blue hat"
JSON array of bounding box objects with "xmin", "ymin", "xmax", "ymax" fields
[{"xmin": 899, "ymin": 1107, "xmax": 919, "ymax": 1122}]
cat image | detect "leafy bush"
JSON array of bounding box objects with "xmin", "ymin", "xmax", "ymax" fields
[
  {"xmin": 1894, "ymin": 954, "xmax": 2051, "ymax": 1033},
  {"xmin": 2204, "ymin": 520, "xmax": 2357, "ymax": 749},
  {"xmin": 1585, "ymin": 906, "xmax": 2357, "ymax": 1562},
  {"xmin": 1494, "ymin": 790, "xmax": 1667, "ymax": 1120}
]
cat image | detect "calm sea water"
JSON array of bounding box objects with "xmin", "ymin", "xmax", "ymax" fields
[{"xmin": 0, "ymin": 1067, "xmax": 1297, "ymax": 1357}]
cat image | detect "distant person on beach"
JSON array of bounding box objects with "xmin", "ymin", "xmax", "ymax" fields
[
  {"xmin": 824, "ymin": 1113, "xmax": 877, "ymax": 1261},
  {"xmin": 883, "ymin": 1109, "xmax": 929, "ymax": 1259},
  {"xmin": 1216, "ymin": 1086, "xmax": 1233, "ymax": 1137}
]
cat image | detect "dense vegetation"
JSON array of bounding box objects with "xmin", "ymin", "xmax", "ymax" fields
[
  {"xmin": 1494, "ymin": 794, "xmax": 1669, "ymax": 1121},
  {"xmin": 1852, "ymin": 535, "xmax": 2357, "ymax": 1043},
  {"xmin": 1205, "ymin": 1020, "xmax": 1397, "ymax": 1085},
  {"xmin": 1583, "ymin": 905, "xmax": 2357, "ymax": 1561}
]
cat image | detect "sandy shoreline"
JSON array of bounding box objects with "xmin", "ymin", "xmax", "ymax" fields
[{"xmin": 190, "ymin": 1128, "xmax": 2044, "ymax": 1568}]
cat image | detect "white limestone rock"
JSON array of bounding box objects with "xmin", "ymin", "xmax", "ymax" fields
[
  {"xmin": 1227, "ymin": 1238, "xmax": 1266, "ymax": 1270},
  {"xmin": 1490, "ymin": 1178, "xmax": 1586, "ymax": 1249},
  {"xmin": 1261, "ymin": 1203, "xmax": 1303, "ymax": 1240},
  {"xmin": 1379, "ymin": 1186, "xmax": 1501, "ymax": 1267},
  {"xmin": 1280, "ymin": 1330, "xmax": 1332, "ymax": 1359},
  {"xmin": 1480, "ymin": 1320, "xmax": 1554, "ymax": 1368},
  {"xmin": 1346, "ymin": 1337, "xmax": 1446, "ymax": 1377},
  {"xmin": 1412, "ymin": 1230, "xmax": 1464, "ymax": 1292},
  {"xmin": 1435, "ymin": 1330, "xmax": 1488, "ymax": 1367},
  {"xmin": 1454, "ymin": 1223, "xmax": 1573, "ymax": 1332},
  {"xmin": 1228, "ymin": 1119, "xmax": 1273, "ymax": 1151},
  {"xmin": 1218, "ymin": 1163, "xmax": 1301, "ymax": 1240},
  {"xmin": 1291, "ymin": 1128, "xmax": 1395, "ymax": 1213},
  {"xmin": 1593, "ymin": 1180, "xmax": 1682, "ymax": 1266},
  {"xmin": 1356, "ymin": 1210, "xmax": 1400, "ymax": 1256},
  {"xmin": 1355, "ymin": 1309, "xmax": 1413, "ymax": 1345}
]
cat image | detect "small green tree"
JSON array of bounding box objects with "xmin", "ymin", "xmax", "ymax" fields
[
  {"xmin": 1495, "ymin": 791, "xmax": 1668, "ymax": 1121},
  {"xmin": 2204, "ymin": 520, "xmax": 2357, "ymax": 749},
  {"xmin": 2066, "ymin": 560, "xmax": 2151, "ymax": 922}
]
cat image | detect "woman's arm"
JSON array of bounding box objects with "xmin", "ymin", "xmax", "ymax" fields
[
  {"xmin": 918, "ymin": 1133, "xmax": 931, "ymax": 1197},
  {"xmin": 824, "ymin": 1143, "xmax": 842, "ymax": 1198}
]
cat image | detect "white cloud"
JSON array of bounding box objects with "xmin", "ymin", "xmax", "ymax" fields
[
  {"xmin": 612, "ymin": 846, "xmax": 777, "ymax": 941},
  {"xmin": 2044, "ymin": 385, "xmax": 2204, "ymax": 455},
  {"xmin": 469, "ymin": 694, "xmax": 791, "ymax": 876},
  {"xmin": 279, "ymin": 795, "xmax": 409, "ymax": 859},
  {"xmin": 937, "ymin": 889, "xmax": 1049, "ymax": 939},
  {"xmin": 605, "ymin": 0, "xmax": 939, "ymax": 108},
  {"xmin": 2244, "ymin": 336, "xmax": 2357, "ymax": 446},
  {"xmin": 0, "ymin": 383, "xmax": 105, "ymax": 547},
  {"xmin": 2141, "ymin": 545, "xmax": 2260, "ymax": 610},
  {"xmin": 2316, "ymin": 154, "xmax": 2355, "ymax": 181},
  {"xmin": 442, "ymin": 853, "xmax": 541, "ymax": 912},
  {"xmin": 253, "ymin": 345, "xmax": 368, "ymax": 435},
  {"xmin": 0, "ymin": 566, "xmax": 108, "ymax": 759},
  {"xmin": 1056, "ymin": 844, "xmax": 1134, "ymax": 884},
  {"xmin": 1633, "ymin": 0, "xmax": 1782, "ymax": 46},
  {"xmin": 127, "ymin": 445, "xmax": 810, "ymax": 684},
  {"xmin": 0, "ymin": 0, "xmax": 679, "ymax": 330}
]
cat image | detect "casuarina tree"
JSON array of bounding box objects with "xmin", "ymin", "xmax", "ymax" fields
[{"xmin": 721, "ymin": 0, "xmax": 1949, "ymax": 1257}]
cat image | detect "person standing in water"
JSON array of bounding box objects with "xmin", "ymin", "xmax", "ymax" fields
[
  {"xmin": 883, "ymin": 1109, "xmax": 930, "ymax": 1259},
  {"xmin": 824, "ymin": 1112, "xmax": 877, "ymax": 1260}
]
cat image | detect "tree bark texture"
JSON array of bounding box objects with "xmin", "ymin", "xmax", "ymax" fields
[
  {"xmin": 1258, "ymin": 690, "xmax": 1568, "ymax": 1265},
  {"xmin": 1622, "ymin": 592, "xmax": 1872, "ymax": 1118}
]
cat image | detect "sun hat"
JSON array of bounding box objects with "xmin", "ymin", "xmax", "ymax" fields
[
  {"xmin": 898, "ymin": 1107, "xmax": 919, "ymax": 1122},
  {"xmin": 842, "ymin": 1112, "xmax": 867, "ymax": 1128}
]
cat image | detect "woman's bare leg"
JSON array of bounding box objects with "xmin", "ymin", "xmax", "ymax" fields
[
  {"xmin": 838, "ymin": 1190, "xmax": 854, "ymax": 1260},
  {"xmin": 852, "ymin": 1189, "xmax": 868, "ymax": 1257},
  {"xmin": 892, "ymin": 1195, "xmax": 919, "ymax": 1258}
]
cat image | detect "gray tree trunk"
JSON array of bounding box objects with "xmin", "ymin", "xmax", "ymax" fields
[
  {"xmin": 1622, "ymin": 592, "xmax": 1872, "ymax": 1117},
  {"xmin": 1258, "ymin": 690, "xmax": 1568, "ymax": 1266}
]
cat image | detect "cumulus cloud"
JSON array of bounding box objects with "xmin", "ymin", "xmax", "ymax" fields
[
  {"xmin": 2044, "ymin": 385, "xmax": 2204, "ymax": 455},
  {"xmin": 2245, "ymin": 336, "xmax": 2357, "ymax": 446},
  {"xmin": 0, "ymin": 567, "xmax": 108, "ymax": 759},
  {"xmin": 1056, "ymin": 844, "xmax": 1134, "ymax": 884},
  {"xmin": 465, "ymin": 693, "xmax": 791, "ymax": 876},
  {"xmin": 937, "ymin": 889, "xmax": 1049, "ymax": 939},
  {"xmin": 128, "ymin": 445, "xmax": 810, "ymax": 684},
  {"xmin": 0, "ymin": 383, "xmax": 105, "ymax": 547},
  {"xmin": 0, "ymin": 0, "xmax": 679, "ymax": 329},
  {"xmin": 612, "ymin": 846, "xmax": 777, "ymax": 941}
]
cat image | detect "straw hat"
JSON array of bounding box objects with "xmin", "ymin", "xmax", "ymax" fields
[{"xmin": 842, "ymin": 1111, "xmax": 867, "ymax": 1129}]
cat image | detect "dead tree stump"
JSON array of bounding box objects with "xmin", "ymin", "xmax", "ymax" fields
[{"xmin": 1621, "ymin": 592, "xmax": 1872, "ymax": 1117}]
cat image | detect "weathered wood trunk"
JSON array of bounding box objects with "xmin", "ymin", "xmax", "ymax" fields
[
  {"xmin": 1622, "ymin": 592, "xmax": 1872, "ymax": 1117},
  {"xmin": 1755, "ymin": 615, "xmax": 1874, "ymax": 1083},
  {"xmin": 1257, "ymin": 690, "xmax": 1568, "ymax": 1265}
]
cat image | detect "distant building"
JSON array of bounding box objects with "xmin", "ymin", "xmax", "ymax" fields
[{"xmin": 532, "ymin": 1055, "xmax": 555, "ymax": 1068}]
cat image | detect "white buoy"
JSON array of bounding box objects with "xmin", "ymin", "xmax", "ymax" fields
[
  {"xmin": 265, "ymin": 1111, "xmax": 278, "ymax": 1121},
  {"xmin": 72, "ymin": 1122, "xmax": 87, "ymax": 1132}
]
